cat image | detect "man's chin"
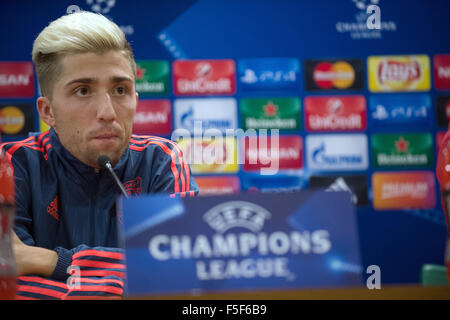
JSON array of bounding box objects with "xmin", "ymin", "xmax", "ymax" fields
[{"xmin": 92, "ymin": 148, "xmax": 127, "ymax": 168}]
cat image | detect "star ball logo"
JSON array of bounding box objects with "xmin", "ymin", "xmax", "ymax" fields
[{"xmin": 203, "ymin": 201, "xmax": 271, "ymax": 234}]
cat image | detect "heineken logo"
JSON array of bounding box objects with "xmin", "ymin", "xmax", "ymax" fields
[
  {"xmin": 263, "ymin": 101, "xmax": 278, "ymax": 117},
  {"xmin": 371, "ymin": 133, "xmax": 432, "ymax": 168},
  {"xmin": 136, "ymin": 65, "xmax": 146, "ymax": 80},
  {"xmin": 240, "ymin": 97, "xmax": 300, "ymax": 131},
  {"xmin": 394, "ymin": 136, "xmax": 409, "ymax": 153},
  {"xmin": 135, "ymin": 60, "xmax": 169, "ymax": 95}
]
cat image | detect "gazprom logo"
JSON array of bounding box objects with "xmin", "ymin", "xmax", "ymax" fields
[
  {"xmin": 306, "ymin": 134, "xmax": 368, "ymax": 171},
  {"xmin": 203, "ymin": 201, "xmax": 272, "ymax": 233},
  {"xmin": 174, "ymin": 98, "xmax": 237, "ymax": 134}
]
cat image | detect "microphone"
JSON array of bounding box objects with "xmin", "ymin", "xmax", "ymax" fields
[{"xmin": 97, "ymin": 155, "xmax": 129, "ymax": 199}]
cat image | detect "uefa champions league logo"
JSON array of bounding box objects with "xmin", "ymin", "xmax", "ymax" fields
[
  {"xmin": 86, "ymin": 0, "xmax": 116, "ymax": 14},
  {"xmin": 352, "ymin": 0, "xmax": 379, "ymax": 11},
  {"xmin": 66, "ymin": 1, "xmax": 134, "ymax": 35},
  {"xmin": 203, "ymin": 201, "xmax": 272, "ymax": 234},
  {"xmin": 67, "ymin": 0, "xmax": 116, "ymax": 15}
]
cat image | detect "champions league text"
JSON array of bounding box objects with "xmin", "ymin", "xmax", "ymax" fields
[{"xmin": 148, "ymin": 230, "xmax": 331, "ymax": 280}]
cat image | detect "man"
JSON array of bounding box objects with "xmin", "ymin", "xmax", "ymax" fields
[{"xmin": 1, "ymin": 11, "xmax": 198, "ymax": 289}]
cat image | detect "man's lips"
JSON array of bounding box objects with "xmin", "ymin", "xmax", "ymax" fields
[
  {"xmin": 92, "ymin": 133, "xmax": 119, "ymax": 141},
  {"xmin": 95, "ymin": 134, "xmax": 117, "ymax": 139}
]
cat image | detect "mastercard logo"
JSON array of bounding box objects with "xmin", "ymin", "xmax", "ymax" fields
[
  {"xmin": 313, "ymin": 61, "xmax": 355, "ymax": 89},
  {"xmin": 0, "ymin": 106, "xmax": 25, "ymax": 134}
]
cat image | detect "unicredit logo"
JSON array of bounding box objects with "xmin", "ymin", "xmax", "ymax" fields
[
  {"xmin": 177, "ymin": 78, "xmax": 231, "ymax": 94},
  {"xmin": 173, "ymin": 60, "xmax": 236, "ymax": 96},
  {"xmin": 305, "ymin": 96, "xmax": 366, "ymax": 131}
]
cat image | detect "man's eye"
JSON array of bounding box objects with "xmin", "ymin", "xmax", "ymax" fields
[
  {"xmin": 114, "ymin": 86, "xmax": 126, "ymax": 95},
  {"xmin": 75, "ymin": 87, "xmax": 90, "ymax": 96}
]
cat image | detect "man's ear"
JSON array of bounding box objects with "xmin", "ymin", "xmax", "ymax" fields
[{"xmin": 37, "ymin": 96, "xmax": 55, "ymax": 128}]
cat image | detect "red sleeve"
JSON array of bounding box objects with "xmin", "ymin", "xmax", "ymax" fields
[{"xmin": 16, "ymin": 247, "xmax": 125, "ymax": 300}]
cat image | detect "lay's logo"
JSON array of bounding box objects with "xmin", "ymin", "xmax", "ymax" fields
[{"xmin": 368, "ymin": 55, "xmax": 430, "ymax": 92}]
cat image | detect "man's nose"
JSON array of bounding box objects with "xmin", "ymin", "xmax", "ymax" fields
[{"xmin": 96, "ymin": 92, "xmax": 117, "ymax": 122}]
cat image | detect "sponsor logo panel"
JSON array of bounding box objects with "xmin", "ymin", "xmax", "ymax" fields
[
  {"xmin": 240, "ymin": 97, "xmax": 300, "ymax": 131},
  {"xmin": 306, "ymin": 134, "xmax": 368, "ymax": 171},
  {"xmin": 304, "ymin": 95, "xmax": 366, "ymax": 132},
  {"xmin": 243, "ymin": 135, "xmax": 303, "ymax": 171},
  {"xmin": 0, "ymin": 103, "xmax": 35, "ymax": 137},
  {"xmin": 436, "ymin": 95, "xmax": 450, "ymax": 128},
  {"xmin": 369, "ymin": 94, "xmax": 431, "ymax": 127},
  {"xmin": 309, "ymin": 175, "xmax": 369, "ymax": 206},
  {"xmin": 135, "ymin": 60, "xmax": 170, "ymax": 95},
  {"xmin": 304, "ymin": 59, "xmax": 363, "ymax": 91},
  {"xmin": 177, "ymin": 137, "xmax": 238, "ymax": 174},
  {"xmin": 371, "ymin": 133, "xmax": 433, "ymax": 168},
  {"xmin": 173, "ymin": 59, "xmax": 236, "ymax": 96},
  {"xmin": 132, "ymin": 100, "xmax": 171, "ymax": 135},
  {"xmin": 368, "ymin": 55, "xmax": 430, "ymax": 92},
  {"xmin": 0, "ymin": 62, "xmax": 34, "ymax": 98},
  {"xmin": 433, "ymin": 54, "xmax": 450, "ymax": 90},
  {"xmin": 194, "ymin": 176, "xmax": 241, "ymax": 196},
  {"xmin": 372, "ymin": 172, "xmax": 436, "ymax": 210},
  {"xmin": 238, "ymin": 58, "xmax": 300, "ymax": 91},
  {"xmin": 241, "ymin": 174, "xmax": 304, "ymax": 193},
  {"xmin": 174, "ymin": 98, "xmax": 237, "ymax": 134}
]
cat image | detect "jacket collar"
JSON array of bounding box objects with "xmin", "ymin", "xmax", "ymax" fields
[{"xmin": 49, "ymin": 128, "xmax": 130, "ymax": 181}]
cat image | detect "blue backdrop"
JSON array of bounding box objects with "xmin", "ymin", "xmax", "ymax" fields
[{"xmin": 1, "ymin": 0, "xmax": 449, "ymax": 285}]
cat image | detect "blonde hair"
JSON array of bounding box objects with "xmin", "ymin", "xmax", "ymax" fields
[{"xmin": 32, "ymin": 11, "xmax": 136, "ymax": 98}]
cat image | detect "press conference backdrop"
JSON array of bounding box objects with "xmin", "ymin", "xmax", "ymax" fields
[{"xmin": 0, "ymin": 0, "xmax": 449, "ymax": 285}]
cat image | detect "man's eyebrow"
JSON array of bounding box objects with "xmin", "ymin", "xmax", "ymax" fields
[
  {"xmin": 64, "ymin": 76, "xmax": 133, "ymax": 88},
  {"xmin": 64, "ymin": 78, "xmax": 97, "ymax": 88},
  {"xmin": 111, "ymin": 76, "xmax": 133, "ymax": 83}
]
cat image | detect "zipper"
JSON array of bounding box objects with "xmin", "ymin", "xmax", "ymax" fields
[{"xmin": 89, "ymin": 169, "xmax": 101, "ymax": 245}]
